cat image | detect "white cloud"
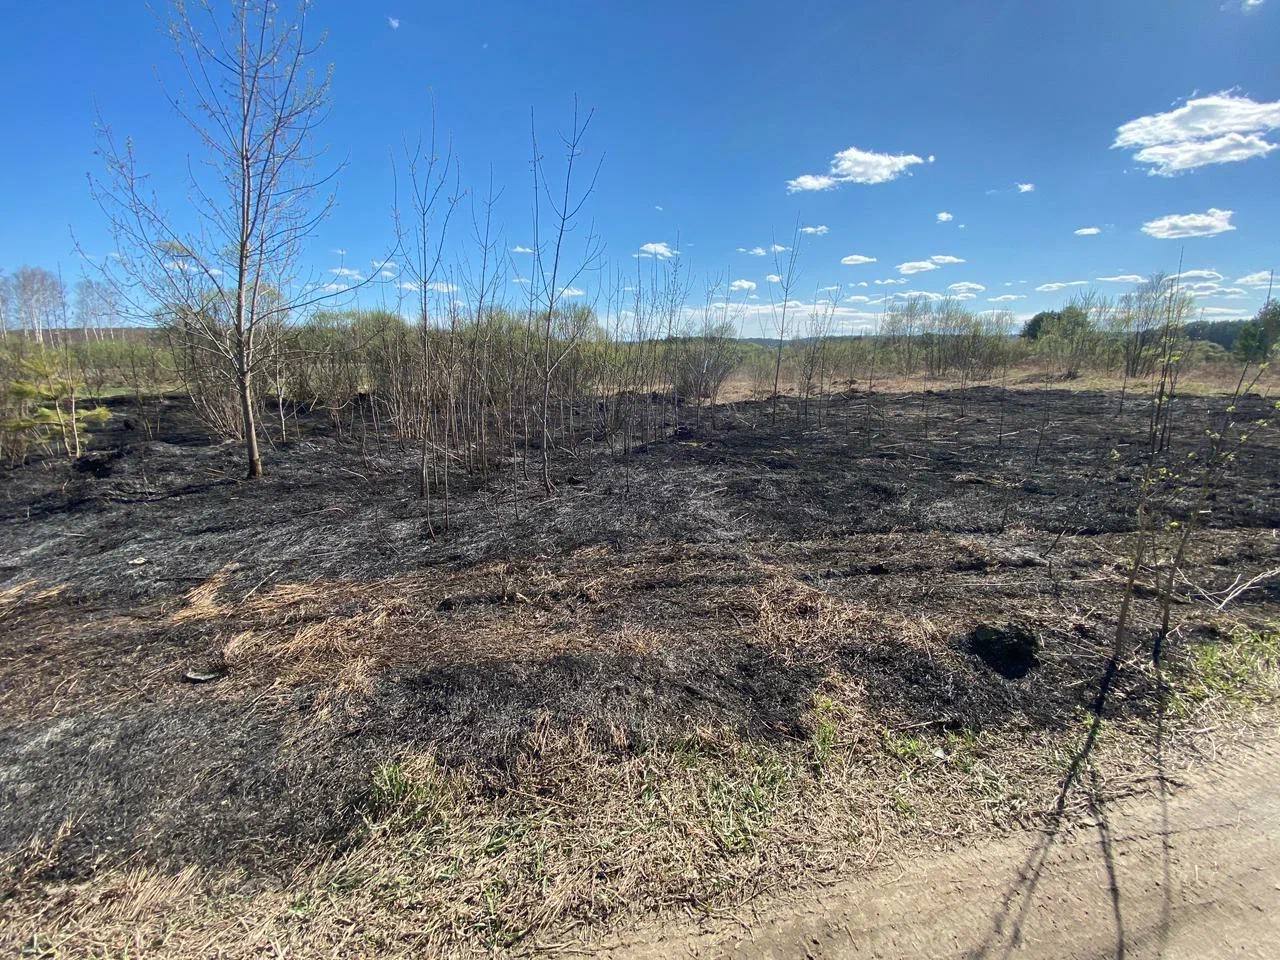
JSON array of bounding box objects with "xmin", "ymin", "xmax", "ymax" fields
[
  {"xmin": 330, "ymin": 248, "xmax": 348, "ymax": 256},
  {"xmin": 1075, "ymin": 226, "xmax": 1102, "ymax": 236},
  {"xmin": 785, "ymin": 174, "xmax": 838, "ymax": 192},
  {"xmin": 948, "ymin": 282, "xmax": 986, "ymax": 295},
  {"xmin": 771, "ymin": 243, "xmax": 789, "ymax": 253},
  {"xmin": 1184, "ymin": 283, "xmax": 1247, "ymax": 298},
  {"xmin": 897, "ymin": 260, "xmax": 939, "ymax": 275},
  {"xmin": 799, "ymin": 224, "xmax": 829, "ymax": 235},
  {"xmin": 1200, "ymin": 306, "xmax": 1250, "ymax": 317},
  {"xmin": 560, "ymin": 286, "xmax": 585, "ymax": 298},
  {"xmin": 840, "ymin": 254, "xmax": 877, "ymax": 266},
  {"xmin": 1016, "ymin": 182, "xmax": 1036, "ymax": 193},
  {"xmin": 397, "ymin": 280, "xmax": 457, "ymax": 294},
  {"xmin": 988, "ymin": 294, "xmax": 1025, "ymax": 302},
  {"xmin": 1175, "ymin": 269, "xmax": 1224, "ymax": 282},
  {"xmin": 637, "ymin": 241, "xmax": 677, "ymax": 259},
  {"xmin": 738, "ymin": 246, "xmax": 767, "ymax": 256},
  {"xmin": 1097, "ymin": 274, "xmax": 1146, "ymax": 283},
  {"xmin": 511, "ymin": 245, "xmax": 534, "ymax": 254},
  {"xmin": 1141, "ymin": 208, "xmax": 1235, "ymax": 239},
  {"xmin": 787, "ymin": 145, "xmax": 927, "ymax": 192},
  {"xmin": 330, "ymin": 267, "xmax": 365, "ymax": 279},
  {"xmin": 875, "ymin": 278, "xmax": 909, "ymax": 285},
  {"xmin": 765, "ymin": 274, "xmax": 783, "ymax": 283},
  {"xmin": 387, "ymin": 15, "xmax": 400, "ymax": 29},
  {"xmin": 729, "ymin": 279, "xmax": 757, "ymax": 292},
  {"xmin": 929, "ymin": 254, "xmax": 965, "ymax": 265},
  {"xmin": 655, "ymin": 205, "xmax": 664, "ymax": 212},
  {"xmin": 1035, "ymin": 280, "xmax": 1089, "ymax": 292},
  {"xmin": 1235, "ymin": 270, "xmax": 1274, "ymax": 287},
  {"xmin": 845, "ymin": 295, "xmax": 871, "ymax": 303},
  {"xmin": 1114, "ymin": 92, "xmax": 1280, "ymax": 175},
  {"xmin": 936, "ymin": 211, "xmax": 953, "ymax": 222}
]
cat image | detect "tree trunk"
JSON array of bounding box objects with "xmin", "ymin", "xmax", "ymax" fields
[{"xmin": 238, "ymin": 369, "xmax": 262, "ymax": 478}]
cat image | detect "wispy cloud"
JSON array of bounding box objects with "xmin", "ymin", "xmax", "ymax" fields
[
  {"xmin": 1141, "ymin": 208, "xmax": 1236, "ymax": 239},
  {"xmin": 387, "ymin": 15, "xmax": 401, "ymax": 29},
  {"xmin": 799, "ymin": 224, "xmax": 829, "ymax": 235},
  {"xmin": 1097, "ymin": 274, "xmax": 1146, "ymax": 283},
  {"xmin": 787, "ymin": 145, "xmax": 931, "ymax": 192},
  {"xmin": 1114, "ymin": 91, "xmax": 1280, "ymax": 175},
  {"xmin": 1236, "ymin": 270, "xmax": 1274, "ymax": 287},
  {"xmin": 840, "ymin": 254, "xmax": 876, "ymax": 266},
  {"xmin": 1016, "ymin": 182, "xmax": 1036, "ymax": 193},
  {"xmin": 930, "ymin": 254, "xmax": 965, "ymax": 265},
  {"xmin": 988, "ymin": 294, "xmax": 1025, "ymax": 302},
  {"xmin": 948, "ymin": 282, "xmax": 985, "ymax": 295},
  {"xmin": 897, "ymin": 260, "xmax": 938, "ymax": 275},
  {"xmin": 1074, "ymin": 226, "xmax": 1102, "ymax": 236},
  {"xmin": 511, "ymin": 245, "xmax": 534, "ymax": 254},
  {"xmin": 1035, "ymin": 280, "xmax": 1089, "ymax": 292}
]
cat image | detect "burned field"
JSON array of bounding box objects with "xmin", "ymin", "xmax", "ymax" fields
[{"xmin": 2, "ymin": 384, "xmax": 1278, "ymax": 957}]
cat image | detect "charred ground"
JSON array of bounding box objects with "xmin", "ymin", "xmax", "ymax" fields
[{"xmin": 1, "ymin": 384, "xmax": 1278, "ymax": 956}]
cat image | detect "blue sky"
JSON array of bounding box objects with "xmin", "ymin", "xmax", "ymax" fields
[{"xmin": 1, "ymin": 0, "xmax": 1277, "ymax": 335}]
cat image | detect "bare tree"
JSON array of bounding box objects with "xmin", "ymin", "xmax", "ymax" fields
[
  {"xmin": 528, "ymin": 100, "xmax": 603, "ymax": 495},
  {"xmin": 90, "ymin": 0, "xmax": 347, "ymax": 478},
  {"xmin": 767, "ymin": 228, "xmax": 802, "ymax": 423}
]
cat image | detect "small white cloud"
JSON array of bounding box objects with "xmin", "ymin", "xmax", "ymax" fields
[
  {"xmin": 637, "ymin": 241, "xmax": 677, "ymax": 259},
  {"xmin": 1016, "ymin": 182, "xmax": 1036, "ymax": 193},
  {"xmin": 840, "ymin": 254, "xmax": 877, "ymax": 266},
  {"xmin": 330, "ymin": 266, "xmax": 365, "ymax": 279},
  {"xmin": 1035, "ymin": 280, "xmax": 1089, "ymax": 292},
  {"xmin": 765, "ymin": 274, "xmax": 783, "ymax": 283},
  {"xmin": 738, "ymin": 246, "xmax": 768, "ymax": 256},
  {"xmin": 936, "ymin": 211, "xmax": 953, "ymax": 222},
  {"xmin": 1074, "ymin": 226, "xmax": 1102, "ymax": 236},
  {"xmin": 729, "ymin": 279, "xmax": 757, "ymax": 292},
  {"xmin": 948, "ymin": 282, "xmax": 986, "ymax": 295},
  {"xmin": 875, "ymin": 278, "xmax": 909, "ymax": 285},
  {"xmin": 845, "ymin": 295, "xmax": 871, "ymax": 303},
  {"xmin": 897, "ymin": 260, "xmax": 939, "ymax": 275},
  {"xmin": 929, "ymin": 254, "xmax": 965, "ymax": 265},
  {"xmin": 787, "ymin": 145, "xmax": 928, "ymax": 192},
  {"xmin": 1235, "ymin": 270, "xmax": 1274, "ymax": 287},
  {"xmin": 1097, "ymin": 274, "xmax": 1146, "ymax": 283},
  {"xmin": 771, "ymin": 244, "xmax": 789, "ymax": 253},
  {"xmin": 331, "ymin": 248, "xmax": 348, "ymax": 256},
  {"xmin": 799, "ymin": 224, "xmax": 829, "ymax": 235},
  {"xmin": 988, "ymin": 294, "xmax": 1025, "ymax": 302},
  {"xmin": 654, "ymin": 205, "xmax": 664, "ymax": 212},
  {"xmin": 560, "ymin": 286, "xmax": 585, "ymax": 298},
  {"xmin": 387, "ymin": 15, "xmax": 401, "ymax": 29},
  {"xmin": 1141, "ymin": 208, "xmax": 1235, "ymax": 239},
  {"xmin": 511, "ymin": 245, "xmax": 534, "ymax": 254},
  {"xmin": 1175, "ymin": 269, "xmax": 1225, "ymax": 282}
]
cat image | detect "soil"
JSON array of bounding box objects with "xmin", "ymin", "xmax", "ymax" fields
[
  {"xmin": 1, "ymin": 383, "xmax": 1277, "ymax": 956},
  {"xmin": 603, "ymin": 729, "xmax": 1280, "ymax": 959}
]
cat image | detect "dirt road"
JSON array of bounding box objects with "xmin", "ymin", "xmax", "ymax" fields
[{"xmin": 606, "ymin": 733, "xmax": 1280, "ymax": 959}]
